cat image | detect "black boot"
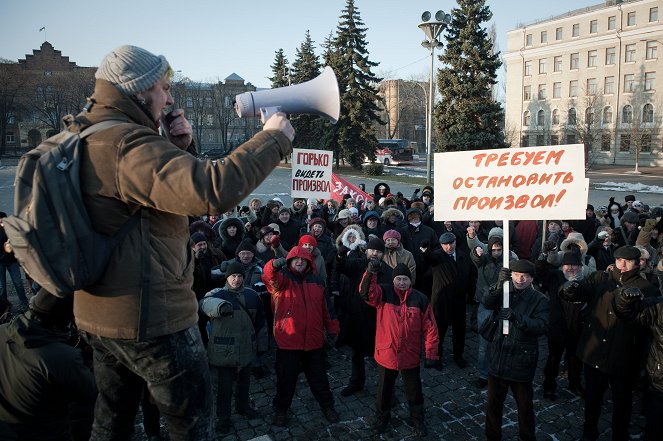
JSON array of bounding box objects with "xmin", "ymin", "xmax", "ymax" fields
[
  {"xmin": 370, "ymin": 411, "xmax": 391, "ymax": 435},
  {"xmin": 410, "ymin": 404, "xmax": 427, "ymax": 438}
]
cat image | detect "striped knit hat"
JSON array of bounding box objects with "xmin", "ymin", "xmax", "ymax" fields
[{"xmin": 95, "ymin": 45, "xmax": 170, "ymax": 95}]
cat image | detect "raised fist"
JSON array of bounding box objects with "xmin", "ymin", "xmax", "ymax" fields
[
  {"xmin": 272, "ymin": 257, "xmax": 287, "ymax": 271},
  {"xmin": 542, "ymin": 241, "xmax": 557, "ymax": 254},
  {"xmin": 367, "ymin": 259, "xmax": 381, "ymax": 274},
  {"xmin": 270, "ymin": 234, "xmax": 281, "ymax": 248}
]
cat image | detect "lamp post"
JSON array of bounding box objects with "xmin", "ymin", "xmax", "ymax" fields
[{"xmin": 419, "ymin": 10, "xmax": 450, "ymax": 185}]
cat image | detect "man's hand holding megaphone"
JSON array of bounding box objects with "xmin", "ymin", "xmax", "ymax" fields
[{"xmin": 263, "ymin": 112, "xmax": 295, "ymax": 142}]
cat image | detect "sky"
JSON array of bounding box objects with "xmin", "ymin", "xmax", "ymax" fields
[{"xmin": 2, "ymin": 0, "xmax": 600, "ymax": 91}]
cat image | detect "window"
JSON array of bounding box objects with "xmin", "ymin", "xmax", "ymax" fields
[
  {"xmin": 650, "ymin": 7, "xmax": 658, "ymax": 22},
  {"xmin": 587, "ymin": 78, "xmax": 598, "ymax": 95},
  {"xmin": 569, "ymin": 80, "xmax": 578, "ymax": 97},
  {"xmin": 524, "ymin": 60, "xmax": 532, "ymax": 76},
  {"xmin": 539, "ymin": 58, "xmax": 547, "ymax": 74},
  {"xmin": 554, "ymin": 56, "xmax": 562, "ymax": 72},
  {"xmin": 521, "ymin": 135, "xmax": 529, "ymax": 147},
  {"xmin": 524, "ymin": 85, "xmax": 532, "ymax": 100},
  {"xmin": 643, "ymin": 103, "xmax": 654, "ymax": 123},
  {"xmin": 622, "ymin": 105, "xmax": 633, "ymax": 123},
  {"xmin": 625, "ymin": 44, "xmax": 636, "ymax": 62},
  {"xmin": 5, "ymin": 133, "xmax": 15, "ymax": 144},
  {"xmin": 572, "ymin": 23, "xmax": 580, "ymax": 37},
  {"xmin": 605, "ymin": 76, "xmax": 615, "ymax": 94},
  {"xmin": 536, "ymin": 134, "xmax": 545, "ymax": 146},
  {"xmin": 186, "ymin": 96, "xmax": 193, "ymax": 108},
  {"xmin": 627, "ymin": 11, "xmax": 636, "ymax": 26},
  {"xmin": 551, "ymin": 134, "xmax": 559, "ymax": 145},
  {"xmin": 620, "ymin": 134, "xmax": 631, "ymax": 152},
  {"xmin": 526, "ymin": 34, "xmax": 533, "ymax": 46},
  {"xmin": 567, "ymin": 133, "xmax": 577, "ymax": 144},
  {"xmin": 603, "ymin": 106, "xmax": 613, "ymax": 124},
  {"xmin": 645, "ymin": 72, "xmax": 656, "ymax": 91},
  {"xmin": 606, "ymin": 47, "xmax": 616, "ymax": 65},
  {"xmin": 608, "ymin": 16, "xmax": 616, "ymax": 30},
  {"xmin": 570, "ymin": 53, "xmax": 579, "ymax": 69},
  {"xmin": 646, "ymin": 41, "xmax": 657, "ymax": 60},
  {"xmin": 640, "ymin": 134, "xmax": 652, "ymax": 152},
  {"xmin": 224, "ymin": 96, "xmax": 231, "ymax": 108},
  {"xmin": 590, "ymin": 20, "xmax": 598, "ymax": 33},
  {"xmin": 568, "ymin": 108, "xmax": 577, "ymax": 125},
  {"xmin": 556, "ymin": 27, "xmax": 563, "ymax": 40},
  {"xmin": 588, "ymin": 50, "xmax": 597, "ymax": 67},
  {"xmin": 523, "ymin": 111, "xmax": 531, "ymax": 126},
  {"xmin": 207, "ymin": 132, "xmax": 215, "ymax": 142},
  {"xmin": 585, "ymin": 108, "xmax": 595, "ymax": 124},
  {"xmin": 205, "ymin": 114, "xmax": 213, "ymax": 126},
  {"xmin": 537, "ymin": 110, "xmax": 545, "ymax": 126},
  {"xmin": 538, "ymin": 84, "xmax": 547, "ymax": 100},
  {"xmin": 601, "ymin": 134, "xmax": 611, "ymax": 151},
  {"xmin": 624, "ymin": 74, "xmax": 635, "ymax": 92},
  {"xmin": 553, "ymin": 82, "xmax": 562, "ymax": 98},
  {"xmin": 552, "ymin": 109, "xmax": 560, "ymax": 125},
  {"xmin": 541, "ymin": 31, "xmax": 548, "ymax": 44}
]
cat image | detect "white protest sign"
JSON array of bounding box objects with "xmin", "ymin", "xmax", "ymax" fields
[
  {"xmin": 291, "ymin": 148, "xmax": 333, "ymax": 200},
  {"xmin": 434, "ymin": 144, "xmax": 587, "ymax": 221}
]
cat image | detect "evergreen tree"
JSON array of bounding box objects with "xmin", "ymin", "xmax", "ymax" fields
[
  {"xmin": 328, "ymin": 0, "xmax": 384, "ymax": 168},
  {"xmin": 435, "ymin": 0, "xmax": 507, "ymax": 151},
  {"xmin": 269, "ymin": 49, "xmax": 290, "ymax": 88},
  {"xmin": 290, "ymin": 31, "xmax": 324, "ymax": 150}
]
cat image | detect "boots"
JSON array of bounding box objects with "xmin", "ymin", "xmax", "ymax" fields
[
  {"xmin": 370, "ymin": 410, "xmax": 391, "ymax": 435},
  {"xmin": 410, "ymin": 404, "xmax": 427, "ymax": 438}
]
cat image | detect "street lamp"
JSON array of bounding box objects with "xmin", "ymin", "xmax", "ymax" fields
[{"xmin": 419, "ymin": 10, "xmax": 451, "ymax": 185}]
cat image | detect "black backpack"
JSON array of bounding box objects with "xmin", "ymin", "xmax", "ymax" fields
[{"xmin": 3, "ymin": 118, "xmax": 139, "ymax": 297}]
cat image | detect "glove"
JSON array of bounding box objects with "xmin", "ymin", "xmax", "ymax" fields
[
  {"xmin": 616, "ymin": 287, "xmax": 644, "ymax": 310},
  {"xmin": 366, "ymin": 259, "xmax": 380, "ymax": 274},
  {"xmin": 218, "ymin": 302, "xmax": 234, "ymax": 317},
  {"xmin": 270, "ymin": 234, "xmax": 281, "ymax": 248},
  {"xmin": 272, "ymin": 257, "xmax": 287, "ymax": 271},
  {"xmin": 420, "ymin": 240, "xmax": 430, "ymax": 250},
  {"xmin": 497, "ymin": 307, "xmax": 519, "ymax": 322},
  {"xmin": 496, "ymin": 268, "xmax": 511, "ymax": 288},
  {"xmin": 559, "ymin": 280, "xmax": 580, "ymax": 301},
  {"xmin": 643, "ymin": 218, "xmax": 658, "ymax": 232},
  {"xmin": 542, "ymin": 240, "xmax": 557, "ymax": 254},
  {"xmin": 414, "ymin": 188, "xmax": 420, "ymax": 194},
  {"xmin": 337, "ymin": 245, "xmax": 349, "ymax": 257},
  {"xmin": 423, "ymin": 358, "xmax": 441, "ymax": 369},
  {"xmin": 326, "ymin": 333, "xmax": 338, "ymax": 347}
]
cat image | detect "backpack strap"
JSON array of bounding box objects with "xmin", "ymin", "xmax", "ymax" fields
[
  {"xmin": 79, "ymin": 119, "xmax": 129, "ymax": 139},
  {"xmin": 137, "ymin": 209, "xmax": 151, "ymax": 341}
]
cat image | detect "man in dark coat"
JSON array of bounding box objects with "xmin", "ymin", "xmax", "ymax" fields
[
  {"xmin": 0, "ymin": 290, "xmax": 97, "ymax": 441},
  {"xmin": 422, "ymin": 232, "xmax": 477, "ymax": 368},
  {"xmin": 561, "ymin": 245, "xmax": 659, "ymax": 441},
  {"xmin": 482, "ymin": 260, "xmax": 549, "ymax": 441},
  {"xmin": 403, "ymin": 208, "xmax": 438, "ymax": 298}
]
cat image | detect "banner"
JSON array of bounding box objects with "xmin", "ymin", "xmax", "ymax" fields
[
  {"xmin": 434, "ymin": 144, "xmax": 587, "ymax": 221},
  {"xmin": 291, "ymin": 149, "xmax": 333, "ymax": 200},
  {"xmin": 330, "ymin": 173, "xmax": 372, "ymax": 204}
]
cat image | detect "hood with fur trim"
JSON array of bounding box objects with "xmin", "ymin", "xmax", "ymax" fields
[
  {"xmin": 216, "ymin": 217, "xmax": 246, "ymax": 242},
  {"xmin": 560, "ymin": 232, "xmax": 588, "ymax": 255},
  {"xmin": 381, "ymin": 207, "xmax": 404, "ymax": 223},
  {"xmin": 335, "ymin": 224, "xmax": 367, "ymax": 251}
]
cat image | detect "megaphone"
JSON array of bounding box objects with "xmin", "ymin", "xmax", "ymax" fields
[{"xmin": 235, "ymin": 66, "xmax": 340, "ymax": 124}]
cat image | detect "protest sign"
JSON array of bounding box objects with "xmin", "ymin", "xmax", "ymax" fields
[
  {"xmin": 434, "ymin": 144, "xmax": 587, "ymax": 221},
  {"xmin": 330, "ymin": 173, "xmax": 372, "ymax": 204},
  {"xmin": 291, "ymin": 149, "xmax": 333, "ymax": 200}
]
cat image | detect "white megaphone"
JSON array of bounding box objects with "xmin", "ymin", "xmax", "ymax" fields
[{"xmin": 235, "ymin": 66, "xmax": 340, "ymax": 124}]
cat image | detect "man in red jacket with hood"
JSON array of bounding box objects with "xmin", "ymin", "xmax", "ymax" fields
[{"xmin": 262, "ymin": 246, "xmax": 340, "ymax": 428}]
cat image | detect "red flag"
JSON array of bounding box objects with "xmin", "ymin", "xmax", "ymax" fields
[{"xmin": 330, "ymin": 173, "xmax": 372, "ymax": 204}]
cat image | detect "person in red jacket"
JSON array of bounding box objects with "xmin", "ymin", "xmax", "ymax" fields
[
  {"xmin": 262, "ymin": 246, "xmax": 340, "ymax": 427},
  {"xmin": 359, "ymin": 262, "xmax": 440, "ymax": 438}
]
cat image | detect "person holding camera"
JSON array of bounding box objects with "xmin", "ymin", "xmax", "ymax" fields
[{"xmin": 359, "ymin": 262, "xmax": 439, "ymax": 437}]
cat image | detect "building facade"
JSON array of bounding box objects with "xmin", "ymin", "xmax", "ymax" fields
[
  {"xmin": 504, "ymin": 0, "xmax": 663, "ymax": 166},
  {"xmin": 377, "ymin": 79, "xmax": 427, "ymax": 152}
]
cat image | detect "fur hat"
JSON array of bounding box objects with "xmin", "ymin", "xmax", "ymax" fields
[
  {"xmin": 614, "ymin": 246, "xmax": 640, "ymax": 260},
  {"xmin": 225, "ymin": 260, "xmax": 245, "ymax": 277},
  {"xmin": 383, "ymin": 229, "xmax": 401, "ymax": 242},
  {"xmin": 392, "ymin": 263, "xmax": 412, "ymax": 281},
  {"xmin": 367, "ymin": 237, "xmax": 385, "ymax": 252},
  {"xmin": 510, "ymin": 259, "xmax": 536, "ymax": 275},
  {"xmin": 298, "ymin": 235, "xmax": 317, "ymax": 248},
  {"xmin": 561, "ymin": 251, "xmax": 582, "ymax": 266},
  {"xmin": 625, "ymin": 195, "xmax": 636, "ymax": 202},
  {"xmin": 95, "ymin": 45, "xmax": 170, "ymax": 96}
]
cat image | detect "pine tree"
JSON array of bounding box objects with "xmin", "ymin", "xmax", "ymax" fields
[
  {"xmin": 290, "ymin": 31, "xmax": 324, "ymax": 150},
  {"xmin": 269, "ymin": 49, "xmax": 290, "ymax": 88},
  {"xmin": 328, "ymin": 0, "xmax": 384, "ymax": 168},
  {"xmin": 435, "ymin": 0, "xmax": 507, "ymax": 151}
]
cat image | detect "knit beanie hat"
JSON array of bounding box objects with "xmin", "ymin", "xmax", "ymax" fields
[
  {"xmin": 95, "ymin": 45, "xmax": 170, "ymax": 96},
  {"xmin": 337, "ymin": 209, "xmax": 352, "ymax": 220},
  {"xmin": 392, "ymin": 263, "xmax": 412, "ymax": 281},
  {"xmin": 383, "ymin": 229, "xmax": 401, "ymax": 242},
  {"xmin": 235, "ymin": 239, "xmax": 256, "ymax": 255},
  {"xmin": 225, "ymin": 261, "xmax": 245, "ymax": 277},
  {"xmin": 191, "ymin": 232, "xmax": 207, "ymax": 245},
  {"xmin": 367, "ymin": 237, "xmax": 385, "ymax": 253},
  {"xmin": 298, "ymin": 235, "xmax": 317, "ymax": 248},
  {"xmin": 278, "ymin": 206, "xmax": 291, "ymax": 215}
]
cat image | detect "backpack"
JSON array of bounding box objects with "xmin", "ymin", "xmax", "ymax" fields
[{"xmin": 3, "ymin": 118, "xmax": 139, "ymax": 297}]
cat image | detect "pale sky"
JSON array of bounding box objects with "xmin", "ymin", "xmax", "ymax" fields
[{"xmin": 2, "ymin": 0, "xmax": 599, "ymax": 90}]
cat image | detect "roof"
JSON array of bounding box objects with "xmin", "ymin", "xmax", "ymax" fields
[{"xmin": 225, "ymin": 73, "xmax": 244, "ymax": 81}]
